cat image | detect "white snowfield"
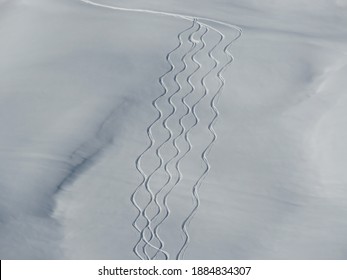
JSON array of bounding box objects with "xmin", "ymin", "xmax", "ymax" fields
[{"xmin": 0, "ymin": 0, "xmax": 347, "ymax": 259}]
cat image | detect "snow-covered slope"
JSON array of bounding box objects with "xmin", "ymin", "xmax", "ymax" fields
[{"xmin": 1, "ymin": 0, "xmax": 347, "ymax": 259}]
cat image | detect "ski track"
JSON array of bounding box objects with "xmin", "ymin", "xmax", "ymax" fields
[
  {"xmin": 140, "ymin": 21, "xmax": 201, "ymax": 259},
  {"xmin": 131, "ymin": 24, "xmax": 198, "ymax": 260},
  {"xmin": 177, "ymin": 33, "xmax": 240, "ymax": 260},
  {"xmin": 79, "ymin": 0, "xmax": 242, "ymax": 260},
  {"xmin": 148, "ymin": 21, "xmax": 197, "ymax": 253},
  {"xmin": 139, "ymin": 21, "xmax": 201, "ymax": 260},
  {"xmin": 145, "ymin": 22, "xmax": 209, "ymax": 259},
  {"xmin": 150, "ymin": 28, "xmax": 220, "ymax": 259}
]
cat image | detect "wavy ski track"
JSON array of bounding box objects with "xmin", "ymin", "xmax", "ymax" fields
[
  {"xmin": 177, "ymin": 31, "xmax": 242, "ymax": 260},
  {"xmin": 149, "ymin": 26, "xmax": 222, "ymax": 260},
  {"xmin": 143, "ymin": 21, "xmax": 207, "ymax": 258},
  {"xmin": 145, "ymin": 22, "xmax": 209, "ymax": 259},
  {"xmin": 132, "ymin": 22, "xmax": 198, "ymax": 260},
  {"xmin": 79, "ymin": 0, "xmax": 242, "ymax": 260},
  {"xmin": 139, "ymin": 22, "xmax": 202, "ymax": 260}
]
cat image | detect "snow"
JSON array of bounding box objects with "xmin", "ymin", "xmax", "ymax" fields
[{"xmin": 1, "ymin": 0, "xmax": 347, "ymax": 259}]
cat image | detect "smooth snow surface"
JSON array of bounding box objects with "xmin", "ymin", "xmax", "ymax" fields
[{"xmin": 1, "ymin": 0, "xmax": 347, "ymax": 259}]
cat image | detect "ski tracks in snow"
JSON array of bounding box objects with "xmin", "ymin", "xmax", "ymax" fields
[{"xmin": 80, "ymin": 0, "xmax": 242, "ymax": 260}]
